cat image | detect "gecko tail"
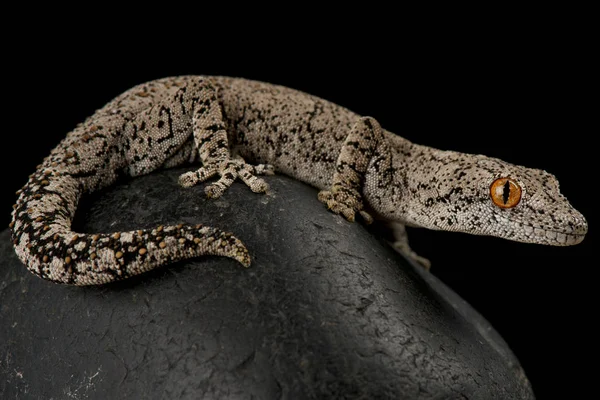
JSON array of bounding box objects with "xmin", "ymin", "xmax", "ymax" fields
[{"xmin": 10, "ymin": 171, "xmax": 250, "ymax": 286}]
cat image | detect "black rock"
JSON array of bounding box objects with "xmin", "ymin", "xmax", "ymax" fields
[{"xmin": 0, "ymin": 167, "xmax": 534, "ymax": 399}]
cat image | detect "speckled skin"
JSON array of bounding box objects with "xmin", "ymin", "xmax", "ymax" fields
[{"xmin": 10, "ymin": 76, "xmax": 588, "ymax": 285}]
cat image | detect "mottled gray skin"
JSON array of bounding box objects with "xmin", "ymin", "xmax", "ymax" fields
[{"xmin": 10, "ymin": 76, "xmax": 588, "ymax": 285}]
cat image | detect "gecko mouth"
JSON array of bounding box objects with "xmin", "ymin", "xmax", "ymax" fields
[
  {"xmin": 482, "ymin": 213, "xmax": 587, "ymax": 246},
  {"xmin": 509, "ymin": 223, "xmax": 587, "ymax": 246},
  {"xmin": 521, "ymin": 229, "xmax": 585, "ymax": 246}
]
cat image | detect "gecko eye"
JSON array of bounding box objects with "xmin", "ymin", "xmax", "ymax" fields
[{"xmin": 490, "ymin": 178, "xmax": 521, "ymax": 208}]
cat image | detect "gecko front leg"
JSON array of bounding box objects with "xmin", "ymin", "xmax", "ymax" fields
[
  {"xmin": 318, "ymin": 117, "xmax": 432, "ymax": 270},
  {"xmin": 318, "ymin": 117, "xmax": 388, "ymax": 224},
  {"xmin": 389, "ymin": 222, "xmax": 431, "ymax": 270},
  {"xmin": 178, "ymin": 80, "xmax": 274, "ymax": 198}
]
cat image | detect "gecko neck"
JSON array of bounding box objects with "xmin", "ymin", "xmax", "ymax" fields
[{"xmin": 377, "ymin": 132, "xmax": 461, "ymax": 229}]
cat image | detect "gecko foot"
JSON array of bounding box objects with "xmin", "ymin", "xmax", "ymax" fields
[
  {"xmin": 179, "ymin": 159, "xmax": 274, "ymax": 199},
  {"xmin": 394, "ymin": 244, "xmax": 432, "ymax": 271},
  {"xmin": 391, "ymin": 239, "xmax": 431, "ymax": 270},
  {"xmin": 318, "ymin": 187, "xmax": 373, "ymax": 224},
  {"xmin": 388, "ymin": 222, "xmax": 431, "ymax": 270}
]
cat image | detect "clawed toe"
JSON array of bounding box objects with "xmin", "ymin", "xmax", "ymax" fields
[
  {"xmin": 205, "ymin": 183, "xmax": 227, "ymax": 199},
  {"xmin": 249, "ymin": 178, "xmax": 269, "ymax": 193},
  {"xmin": 318, "ymin": 189, "xmax": 367, "ymax": 223},
  {"xmin": 179, "ymin": 165, "xmax": 218, "ymax": 189},
  {"xmin": 181, "ymin": 158, "xmax": 272, "ymax": 198},
  {"xmin": 255, "ymin": 164, "xmax": 275, "ymax": 176},
  {"xmin": 178, "ymin": 171, "xmax": 199, "ymax": 188},
  {"xmin": 359, "ymin": 210, "xmax": 374, "ymax": 225},
  {"xmin": 391, "ymin": 235, "xmax": 432, "ymax": 271}
]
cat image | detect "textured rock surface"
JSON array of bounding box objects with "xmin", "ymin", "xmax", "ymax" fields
[{"xmin": 1, "ymin": 168, "xmax": 534, "ymax": 399}]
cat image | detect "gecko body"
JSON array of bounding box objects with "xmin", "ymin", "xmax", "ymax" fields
[{"xmin": 10, "ymin": 76, "xmax": 587, "ymax": 285}]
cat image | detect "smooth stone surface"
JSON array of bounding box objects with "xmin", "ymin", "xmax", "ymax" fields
[{"xmin": 0, "ymin": 167, "xmax": 534, "ymax": 399}]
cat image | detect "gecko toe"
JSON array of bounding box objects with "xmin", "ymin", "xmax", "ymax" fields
[
  {"xmin": 418, "ymin": 257, "xmax": 432, "ymax": 271},
  {"xmin": 318, "ymin": 189, "xmax": 368, "ymax": 224},
  {"xmin": 341, "ymin": 208, "xmax": 356, "ymax": 222},
  {"xmin": 249, "ymin": 178, "xmax": 269, "ymax": 193},
  {"xmin": 255, "ymin": 164, "xmax": 275, "ymax": 176},
  {"xmin": 318, "ymin": 190, "xmax": 333, "ymax": 203},
  {"xmin": 359, "ymin": 211, "xmax": 374, "ymax": 225},
  {"xmin": 179, "ymin": 166, "xmax": 218, "ymax": 188},
  {"xmin": 238, "ymin": 164, "xmax": 270, "ymax": 194},
  {"xmin": 178, "ymin": 171, "xmax": 199, "ymax": 188},
  {"xmin": 205, "ymin": 183, "xmax": 227, "ymax": 199}
]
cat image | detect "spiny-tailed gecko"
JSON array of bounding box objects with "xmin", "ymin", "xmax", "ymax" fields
[{"xmin": 9, "ymin": 76, "xmax": 588, "ymax": 285}]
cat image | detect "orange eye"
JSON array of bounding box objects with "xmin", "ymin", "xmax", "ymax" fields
[{"xmin": 490, "ymin": 178, "xmax": 521, "ymax": 208}]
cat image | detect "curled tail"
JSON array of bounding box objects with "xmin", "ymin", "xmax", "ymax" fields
[{"xmin": 10, "ymin": 170, "xmax": 250, "ymax": 285}]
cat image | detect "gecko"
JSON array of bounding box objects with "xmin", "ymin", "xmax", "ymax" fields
[{"xmin": 9, "ymin": 76, "xmax": 588, "ymax": 285}]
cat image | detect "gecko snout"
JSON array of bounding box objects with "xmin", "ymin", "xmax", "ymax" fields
[
  {"xmin": 547, "ymin": 207, "xmax": 587, "ymax": 245},
  {"xmin": 569, "ymin": 210, "xmax": 588, "ymax": 237}
]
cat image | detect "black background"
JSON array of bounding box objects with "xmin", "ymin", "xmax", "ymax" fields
[{"xmin": 3, "ymin": 12, "xmax": 595, "ymax": 399}]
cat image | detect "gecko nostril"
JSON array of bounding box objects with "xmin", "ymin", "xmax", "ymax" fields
[
  {"xmin": 576, "ymin": 216, "xmax": 588, "ymax": 234},
  {"xmin": 568, "ymin": 212, "xmax": 588, "ymax": 235}
]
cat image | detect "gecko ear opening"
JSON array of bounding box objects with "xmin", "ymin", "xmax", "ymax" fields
[{"xmin": 490, "ymin": 178, "xmax": 521, "ymax": 209}]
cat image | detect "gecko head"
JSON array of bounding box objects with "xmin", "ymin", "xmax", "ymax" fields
[{"xmin": 403, "ymin": 154, "xmax": 587, "ymax": 246}]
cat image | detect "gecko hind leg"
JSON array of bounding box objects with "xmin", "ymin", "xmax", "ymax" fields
[
  {"xmin": 177, "ymin": 79, "xmax": 274, "ymax": 198},
  {"xmin": 318, "ymin": 116, "xmax": 386, "ymax": 224}
]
